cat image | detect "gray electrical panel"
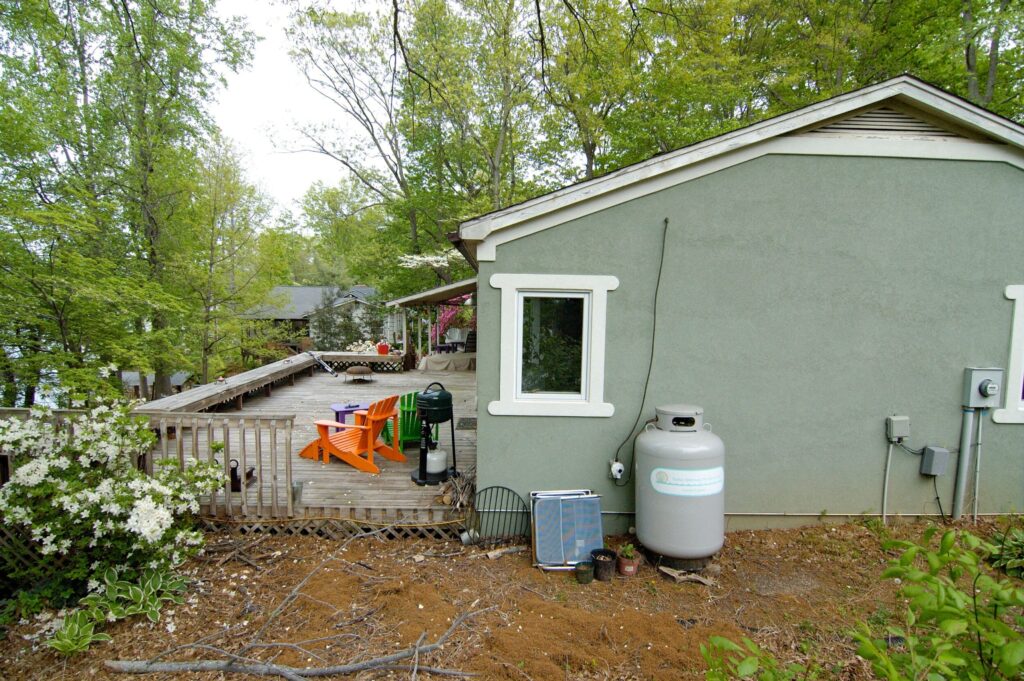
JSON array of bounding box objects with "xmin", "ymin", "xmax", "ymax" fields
[
  {"xmin": 920, "ymin": 446, "xmax": 949, "ymax": 477},
  {"xmin": 963, "ymin": 367, "xmax": 1004, "ymax": 408}
]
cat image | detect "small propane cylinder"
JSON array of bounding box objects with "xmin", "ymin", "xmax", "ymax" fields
[
  {"xmin": 426, "ymin": 448, "xmax": 447, "ymax": 475},
  {"xmin": 635, "ymin": 404, "xmax": 724, "ymax": 561}
]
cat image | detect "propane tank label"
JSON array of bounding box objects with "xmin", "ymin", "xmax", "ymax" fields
[{"xmin": 650, "ymin": 466, "xmax": 724, "ymax": 497}]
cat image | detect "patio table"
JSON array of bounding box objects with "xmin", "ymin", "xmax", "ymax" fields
[{"xmin": 330, "ymin": 401, "xmax": 371, "ymax": 426}]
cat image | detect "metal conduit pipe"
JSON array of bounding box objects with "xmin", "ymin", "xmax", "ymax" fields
[
  {"xmin": 952, "ymin": 407, "xmax": 976, "ymax": 520},
  {"xmin": 881, "ymin": 443, "xmax": 895, "ymax": 525},
  {"xmin": 972, "ymin": 409, "xmax": 986, "ymax": 522}
]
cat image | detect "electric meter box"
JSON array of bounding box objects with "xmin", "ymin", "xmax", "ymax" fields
[{"xmin": 962, "ymin": 368, "xmax": 1004, "ymax": 409}]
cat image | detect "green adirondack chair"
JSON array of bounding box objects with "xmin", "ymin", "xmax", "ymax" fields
[{"xmin": 382, "ymin": 391, "xmax": 438, "ymax": 448}]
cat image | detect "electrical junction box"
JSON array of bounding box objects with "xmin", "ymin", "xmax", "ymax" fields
[
  {"xmin": 886, "ymin": 415, "xmax": 910, "ymax": 441},
  {"xmin": 920, "ymin": 446, "xmax": 949, "ymax": 477},
  {"xmin": 963, "ymin": 367, "xmax": 1004, "ymax": 409}
]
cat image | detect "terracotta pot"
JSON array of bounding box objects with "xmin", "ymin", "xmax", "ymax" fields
[
  {"xmin": 617, "ymin": 554, "xmax": 641, "ymax": 577},
  {"xmin": 376, "ymin": 342, "xmax": 390, "ymax": 355}
]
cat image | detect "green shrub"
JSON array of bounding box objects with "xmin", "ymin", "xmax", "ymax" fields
[
  {"xmin": 855, "ymin": 528, "xmax": 1024, "ymax": 680},
  {"xmin": 701, "ymin": 635, "xmax": 820, "ymax": 680},
  {"xmin": 703, "ymin": 527, "xmax": 1024, "ymax": 680},
  {"xmin": 0, "ymin": 403, "xmax": 221, "ymax": 604},
  {"xmin": 988, "ymin": 526, "xmax": 1024, "ymax": 579}
]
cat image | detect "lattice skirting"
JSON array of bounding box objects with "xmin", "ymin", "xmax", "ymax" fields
[
  {"xmin": 0, "ymin": 524, "xmax": 67, "ymax": 584},
  {"xmin": 198, "ymin": 515, "xmax": 467, "ymax": 541},
  {"xmin": 325, "ymin": 360, "xmax": 403, "ymax": 373}
]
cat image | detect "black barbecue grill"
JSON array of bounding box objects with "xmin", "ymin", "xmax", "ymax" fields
[{"xmin": 411, "ymin": 382, "xmax": 458, "ymax": 486}]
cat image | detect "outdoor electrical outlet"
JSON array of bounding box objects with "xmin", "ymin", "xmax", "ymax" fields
[
  {"xmin": 609, "ymin": 460, "xmax": 625, "ymax": 479},
  {"xmin": 920, "ymin": 446, "xmax": 949, "ymax": 477},
  {"xmin": 886, "ymin": 415, "xmax": 910, "ymax": 442}
]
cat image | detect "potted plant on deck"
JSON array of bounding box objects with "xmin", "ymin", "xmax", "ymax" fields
[{"xmin": 617, "ymin": 543, "xmax": 641, "ymax": 577}]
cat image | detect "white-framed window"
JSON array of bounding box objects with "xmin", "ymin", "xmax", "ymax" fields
[
  {"xmin": 489, "ymin": 274, "xmax": 618, "ymax": 417},
  {"xmin": 994, "ymin": 284, "xmax": 1024, "ymax": 424}
]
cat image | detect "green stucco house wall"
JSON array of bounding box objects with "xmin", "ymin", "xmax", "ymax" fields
[{"xmin": 456, "ymin": 77, "xmax": 1024, "ymax": 531}]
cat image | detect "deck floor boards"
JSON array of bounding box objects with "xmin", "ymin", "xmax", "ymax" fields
[{"xmin": 159, "ymin": 368, "xmax": 477, "ymax": 522}]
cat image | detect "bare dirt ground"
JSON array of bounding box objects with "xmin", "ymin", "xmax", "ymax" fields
[{"xmin": 0, "ymin": 520, "xmax": 978, "ymax": 680}]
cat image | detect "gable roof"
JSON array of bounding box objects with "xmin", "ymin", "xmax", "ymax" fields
[
  {"xmin": 246, "ymin": 285, "xmax": 377, "ymax": 320},
  {"xmin": 458, "ymin": 76, "xmax": 1024, "ymax": 262}
]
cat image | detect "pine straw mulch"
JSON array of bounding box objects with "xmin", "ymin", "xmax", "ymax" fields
[{"xmin": 0, "ymin": 519, "xmax": 995, "ymax": 680}]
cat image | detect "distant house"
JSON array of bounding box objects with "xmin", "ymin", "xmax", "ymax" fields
[
  {"xmin": 244, "ymin": 285, "xmax": 378, "ymax": 349},
  {"xmin": 451, "ymin": 75, "xmax": 1024, "ymax": 531},
  {"xmin": 122, "ymin": 371, "xmax": 193, "ymax": 400}
]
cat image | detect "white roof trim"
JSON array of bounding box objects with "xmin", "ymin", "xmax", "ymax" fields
[
  {"xmin": 386, "ymin": 278, "xmax": 477, "ymax": 308},
  {"xmin": 460, "ymin": 77, "xmax": 1024, "ymax": 260}
]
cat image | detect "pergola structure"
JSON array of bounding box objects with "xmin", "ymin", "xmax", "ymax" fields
[{"xmin": 386, "ymin": 278, "xmax": 476, "ymax": 359}]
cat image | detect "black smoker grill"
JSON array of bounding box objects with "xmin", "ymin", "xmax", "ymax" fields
[{"xmin": 411, "ymin": 382, "xmax": 458, "ymax": 486}]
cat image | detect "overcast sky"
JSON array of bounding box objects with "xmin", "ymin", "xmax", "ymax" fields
[{"xmin": 210, "ymin": 0, "xmax": 348, "ymax": 212}]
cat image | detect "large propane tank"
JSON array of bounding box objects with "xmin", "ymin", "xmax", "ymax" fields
[{"xmin": 635, "ymin": 404, "xmax": 724, "ymax": 560}]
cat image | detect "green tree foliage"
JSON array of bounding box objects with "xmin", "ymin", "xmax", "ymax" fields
[{"xmin": 0, "ymin": 0, "xmax": 256, "ymax": 402}]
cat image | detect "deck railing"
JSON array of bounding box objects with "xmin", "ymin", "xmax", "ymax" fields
[
  {"xmin": 136, "ymin": 411, "xmax": 296, "ymax": 519},
  {"xmin": 0, "ymin": 408, "xmax": 296, "ymax": 519}
]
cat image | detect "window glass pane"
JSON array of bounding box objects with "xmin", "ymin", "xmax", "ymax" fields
[{"xmin": 520, "ymin": 296, "xmax": 584, "ymax": 393}]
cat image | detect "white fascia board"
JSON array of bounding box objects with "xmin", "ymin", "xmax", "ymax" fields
[
  {"xmin": 462, "ymin": 77, "xmax": 1024, "ymax": 259},
  {"xmin": 472, "ymin": 134, "xmax": 1024, "ymax": 262}
]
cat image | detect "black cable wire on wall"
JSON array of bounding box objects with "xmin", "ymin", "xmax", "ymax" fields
[{"xmin": 613, "ymin": 216, "xmax": 671, "ymax": 487}]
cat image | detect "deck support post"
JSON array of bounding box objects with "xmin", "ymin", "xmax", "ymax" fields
[{"xmin": 235, "ymin": 395, "xmax": 244, "ymax": 411}]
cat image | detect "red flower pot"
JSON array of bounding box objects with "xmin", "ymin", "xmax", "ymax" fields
[{"xmin": 376, "ymin": 342, "xmax": 390, "ymax": 355}]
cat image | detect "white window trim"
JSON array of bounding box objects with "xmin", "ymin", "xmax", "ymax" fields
[
  {"xmin": 515, "ymin": 290, "xmax": 590, "ymax": 402},
  {"xmin": 489, "ymin": 274, "xmax": 618, "ymax": 417},
  {"xmin": 994, "ymin": 285, "xmax": 1024, "ymax": 424}
]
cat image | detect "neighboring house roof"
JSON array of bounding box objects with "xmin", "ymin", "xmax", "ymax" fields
[
  {"xmin": 386, "ymin": 278, "xmax": 477, "ymax": 308},
  {"xmin": 246, "ymin": 285, "xmax": 378, "ymax": 321},
  {"xmin": 122, "ymin": 371, "xmax": 191, "ymax": 388},
  {"xmin": 457, "ymin": 75, "xmax": 1024, "ymax": 263}
]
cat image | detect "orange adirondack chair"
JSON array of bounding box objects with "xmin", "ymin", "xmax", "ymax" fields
[{"xmin": 298, "ymin": 395, "xmax": 403, "ymax": 474}]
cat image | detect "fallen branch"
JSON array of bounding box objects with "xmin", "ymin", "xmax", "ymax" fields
[{"xmin": 105, "ymin": 607, "xmax": 494, "ymax": 679}]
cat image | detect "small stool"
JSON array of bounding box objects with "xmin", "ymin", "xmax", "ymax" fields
[{"xmin": 345, "ymin": 365, "xmax": 374, "ymax": 382}]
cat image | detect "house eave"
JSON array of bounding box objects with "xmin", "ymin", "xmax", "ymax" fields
[{"xmin": 458, "ymin": 77, "xmax": 1024, "ymax": 255}]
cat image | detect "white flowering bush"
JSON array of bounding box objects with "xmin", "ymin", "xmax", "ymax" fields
[
  {"xmin": 0, "ymin": 403, "xmax": 222, "ymax": 605},
  {"xmin": 346, "ymin": 339, "xmax": 377, "ymax": 353}
]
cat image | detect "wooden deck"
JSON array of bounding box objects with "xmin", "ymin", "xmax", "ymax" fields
[
  {"xmin": 249, "ymin": 367, "xmax": 475, "ymax": 522},
  {"xmin": 147, "ymin": 367, "xmax": 478, "ymax": 524}
]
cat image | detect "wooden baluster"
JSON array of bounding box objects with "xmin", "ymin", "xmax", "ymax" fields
[
  {"xmin": 175, "ymin": 416, "xmax": 184, "ymax": 470},
  {"xmin": 254, "ymin": 418, "xmax": 264, "ymax": 517},
  {"xmin": 222, "ymin": 418, "xmax": 232, "ymax": 518},
  {"xmin": 284, "ymin": 418, "xmax": 293, "ymax": 518},
  {"xmin": 238, "ymin": 417, "xmax": 248, "ymax": 517},
  {"xmin": 270, "ymin": 420, "xmax": 279, "ymax": 518},
  {"xmin": 206, "ymin": 418, "xmax": 216, "ymax": 516},
  {"xmin": 159, "ymin": 417, "xmax": 168, "ymax": 468},
  {"xmin": 190, "ymin": 416, "xmax": 198, "ymax": 466}
]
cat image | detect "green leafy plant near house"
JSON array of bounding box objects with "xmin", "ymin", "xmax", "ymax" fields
[
  {"xmin": 702, "ymin": 636, "xmax": 820, "ymax": 680},
  {"xmin": 48, "ymin": 567, "xmax": 187, "ymax": 655},
  {"xmin": 855, "ymin": 528, "xmax": 1024, "ymax": 680},
  {"xmin": 703, "ymin": 527, "xmax": 1024, "ymax": 680},
  {"xmin": 987, "ymin": 525, "xmax": 1024, "ymax": 579}
]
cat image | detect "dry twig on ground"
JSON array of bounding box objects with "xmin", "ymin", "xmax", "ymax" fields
[{"xmin": 104, "ymin": 607, "xmax": 493, "ymax": 679}]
